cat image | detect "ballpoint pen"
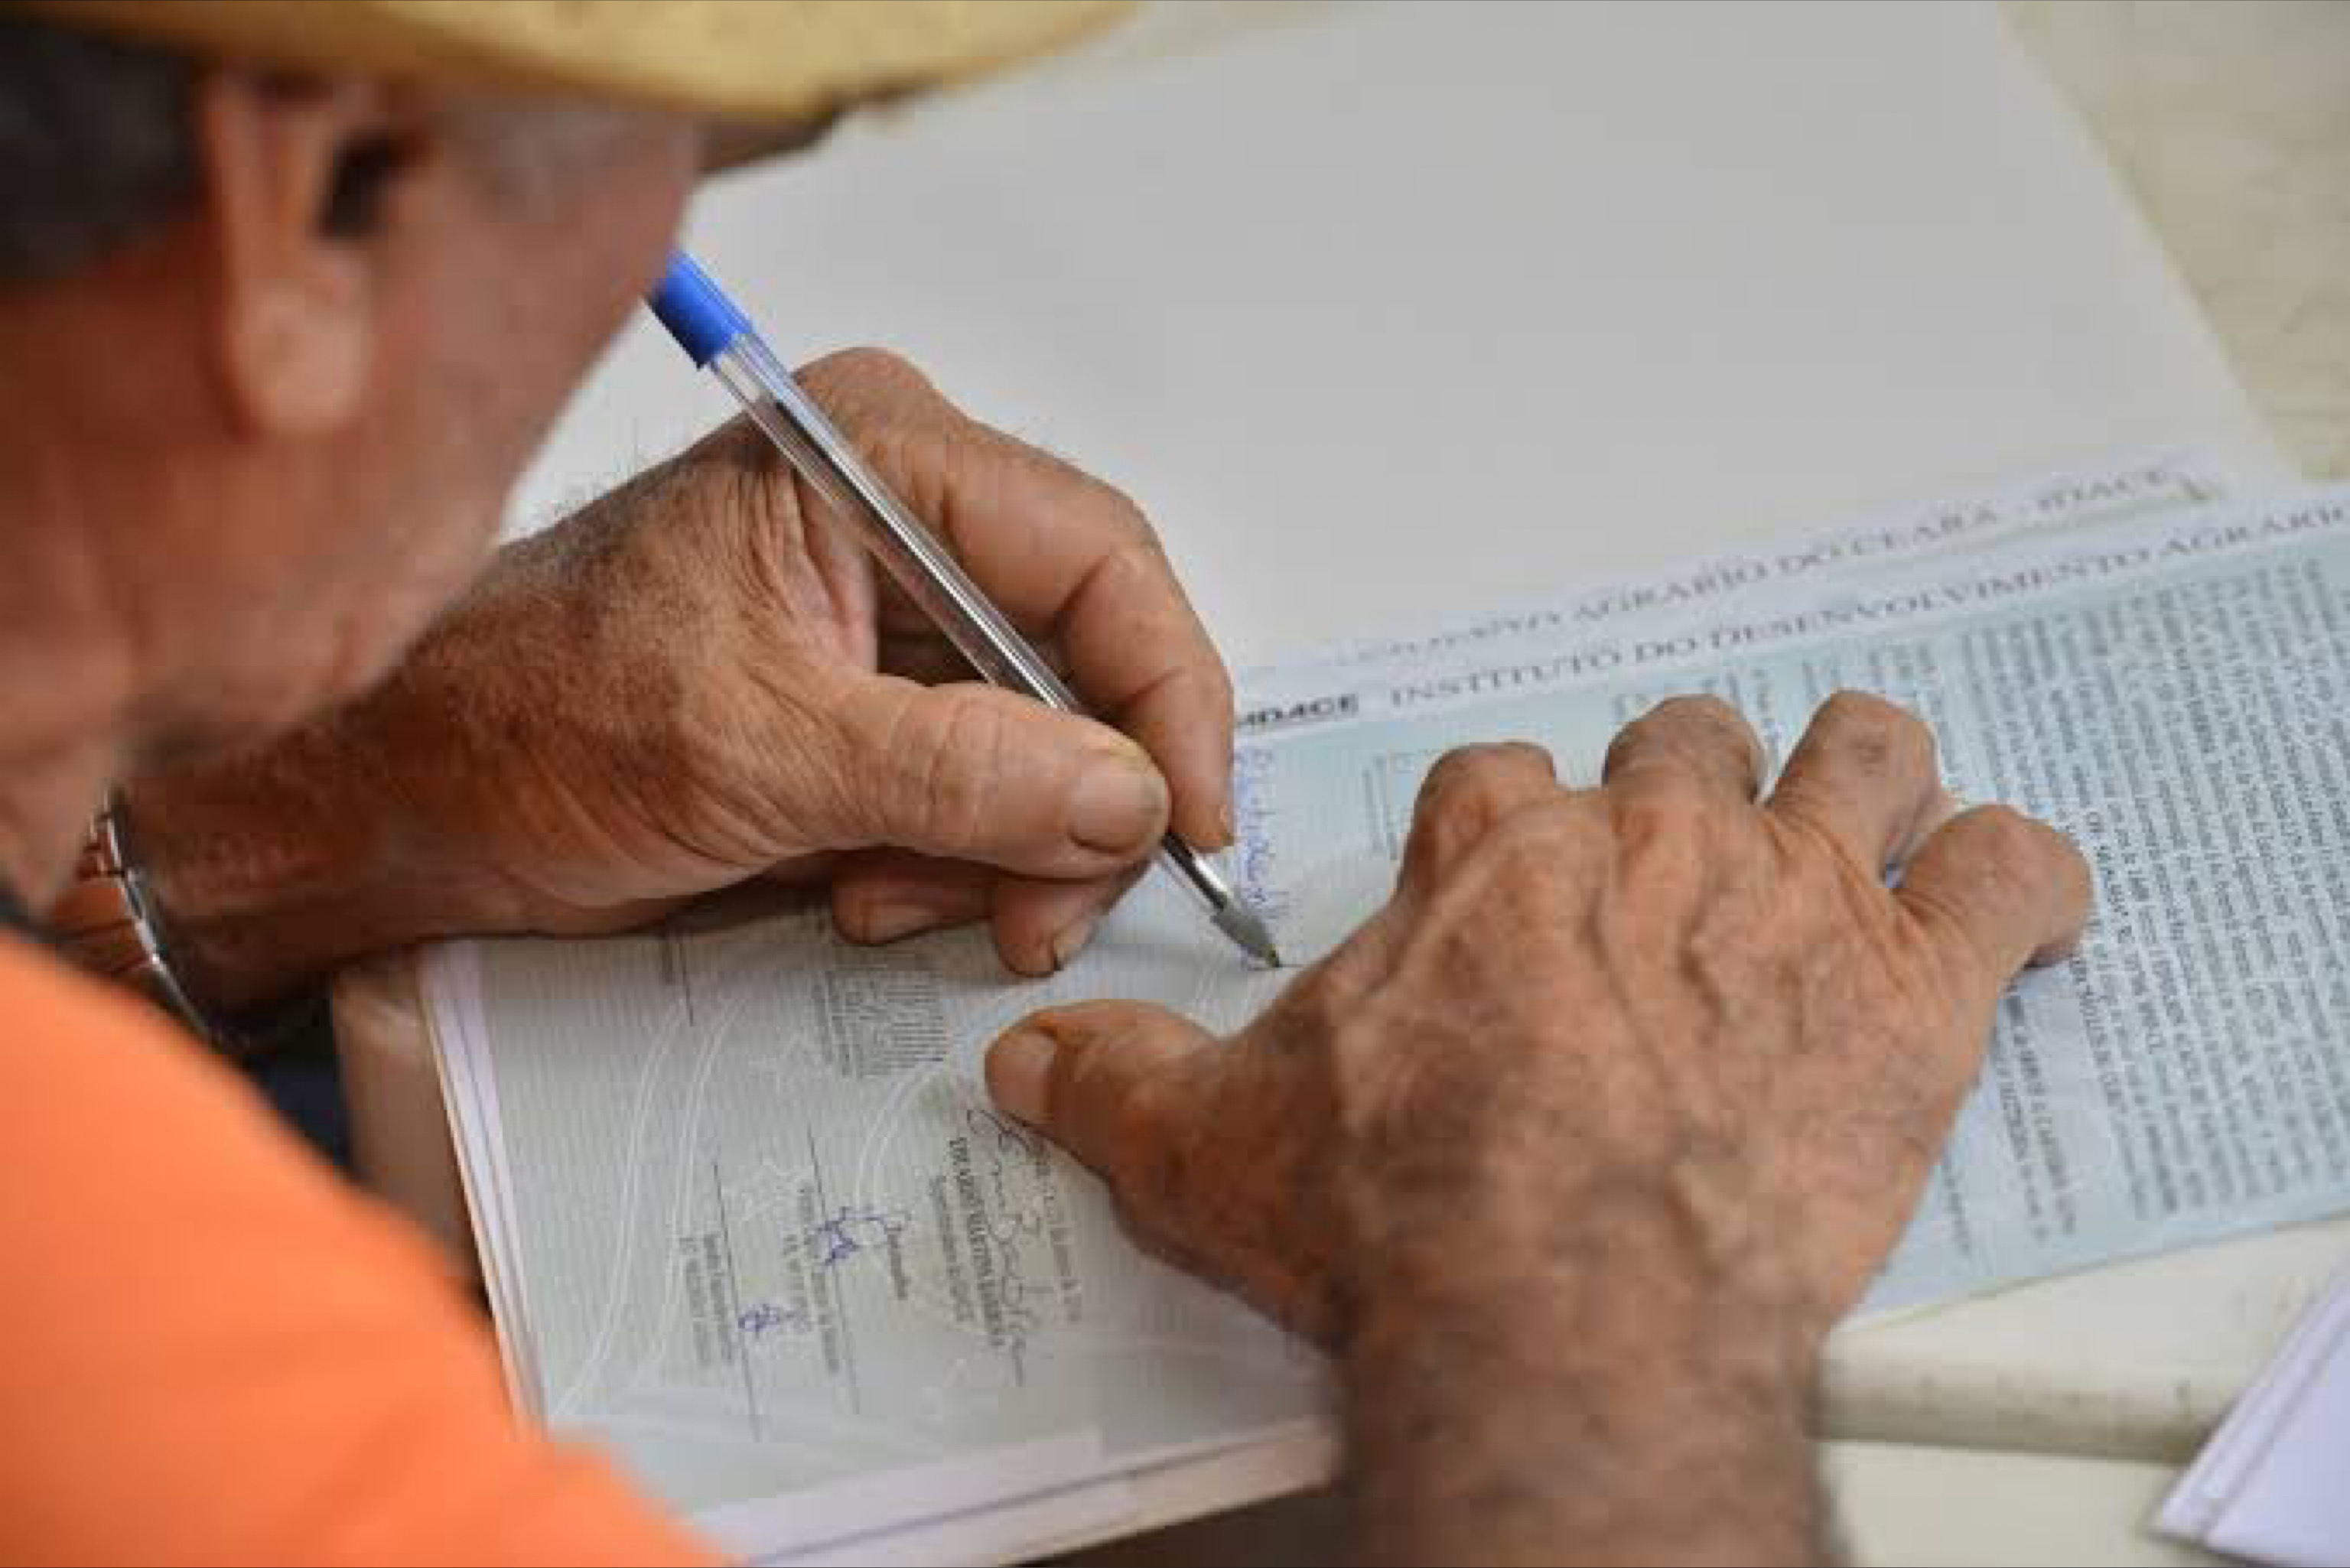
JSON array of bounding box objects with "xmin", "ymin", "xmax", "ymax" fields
[{"xmin": 646, "ymin": 251, "xmax": 1281, "ymax": 968}]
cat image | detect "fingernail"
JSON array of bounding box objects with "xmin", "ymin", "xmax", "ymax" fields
[
  {"xmin": 1216, "ymin": 798, "xmax": 1238, "ymax": 849},
  {"xmin": 988, "ymin": 1029, "xmax": 1056, "ymax": 1125},
  {"xmin": 1069, "ymin": 752, "xmax": 1168, "ymax": 853},
  {"xmin": 853, "ymin": 898, "xmax": 949, "ymax": 945},
  {"xmin": 1050, "ymin": 912, "xmax": 1101, "ymax": 972}
]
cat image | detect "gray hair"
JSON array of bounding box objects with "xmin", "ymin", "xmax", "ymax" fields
[
  {"xmin": 0, "ymin": 12, "xmax": 664, "ymax": 289},
  {"xmin": 0, "ymin": 11, "xmax": 194, "ymax": 285}
]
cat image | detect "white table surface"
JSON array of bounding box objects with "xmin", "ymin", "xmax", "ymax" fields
[{"xmin": 2010, "ymin": 0, "xmax": 2350, "ymax": 483}]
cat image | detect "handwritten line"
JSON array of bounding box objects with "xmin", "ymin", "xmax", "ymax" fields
[
  {"xmin": 806, "ymin": 1130, "xmax": 865, "ymax": 1414},
  {"xmin": 710, "ymin": 1156, "xmax": 763, "ymax": 1441}
]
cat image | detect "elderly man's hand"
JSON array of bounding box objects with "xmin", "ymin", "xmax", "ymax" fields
[
  {"xmin": 131, "ymin": 350, "xmax": 1232, "ymax": 999},
  {"xmin": 985, "ymin": 695, "xmax": 2091, "ymax": 1564}
]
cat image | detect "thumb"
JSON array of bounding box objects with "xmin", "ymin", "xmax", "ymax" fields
[
  {"xmin": 988, "ymin": 998, "xmax": 1340, "ymax": 1340},
  {"xmin": 986, "ymin": 1000, "xmax": 1220, "ymax": 1189},
  {"xmin": 822, "ymin": 672, "xmax": 1170, "ymax": 878}
]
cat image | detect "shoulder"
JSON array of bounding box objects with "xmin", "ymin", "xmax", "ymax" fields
[{"xmin": 0, "ymin": 933, "xmax": 712, "ymax": 1564}]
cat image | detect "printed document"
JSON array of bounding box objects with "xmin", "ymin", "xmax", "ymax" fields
[
  {"xmin": 1235, "ymin": 450, "xmax": 2230, "ymax": 719},
  {"xmin": 428, "ymin": 476, "xmax": 2350, "ymax": 1557}
]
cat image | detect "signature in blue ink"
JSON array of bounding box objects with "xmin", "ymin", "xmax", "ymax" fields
[{"xmin": 812, "ymin": 1206, "xmax": 909, "ymax": 1267}]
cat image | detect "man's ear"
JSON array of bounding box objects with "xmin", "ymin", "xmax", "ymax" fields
[{"xmin": 194, "ymin": 73, "xmax": 418, "ymax": 438}]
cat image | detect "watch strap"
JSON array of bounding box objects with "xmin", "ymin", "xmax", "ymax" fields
[{"xmin": 47, "ymin": 799, "xmax": 217, "ymax": 1038}]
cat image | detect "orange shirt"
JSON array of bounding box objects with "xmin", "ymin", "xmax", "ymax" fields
[{"xmin": 0, "ymin": 934, "xmax": 715, "ymax": 1566}]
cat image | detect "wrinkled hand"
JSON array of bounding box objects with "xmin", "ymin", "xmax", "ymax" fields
[
  {"xmin": 986, "ymin": 693, "xmax": 2091, "ymax": 1346},
  {"xmin": 343, "ymin": 349, "xmax": 1233, "ymax": 975}
]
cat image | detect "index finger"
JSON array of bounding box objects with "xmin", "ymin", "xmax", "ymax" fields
[
  {"xmin": 802, "ymin": 350, "xmax": 1237, "ymax": 847},
  {"xmin": 1895, "ymin": 805, "xmax": 2093, "ymax": 1001}
]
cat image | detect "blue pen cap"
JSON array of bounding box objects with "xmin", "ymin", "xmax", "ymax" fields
[{"xmin": 647, "ymin": 251, "xmax": 750, "ymax": 367}]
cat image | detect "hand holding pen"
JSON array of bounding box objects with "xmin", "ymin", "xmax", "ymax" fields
[{"xmin": 649, "ymin": 253, "xmax": 1279, "ymax": 967}]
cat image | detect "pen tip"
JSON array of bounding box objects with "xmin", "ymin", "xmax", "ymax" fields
[{"xmin": 1215, "ymin": 903, "xmax": 1284, "ymax": 968}]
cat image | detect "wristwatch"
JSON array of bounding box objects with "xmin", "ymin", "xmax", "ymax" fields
[
  {"xmin": 47, "ymin": 796, "xmax": 331, "ymax": 1058},
  {"xmin": 45, "ymin": 795, "xmax": 218, "ymax": 1041}
]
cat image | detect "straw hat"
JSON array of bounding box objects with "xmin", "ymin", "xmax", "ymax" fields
[{"xmin": 34, "ymin": 1, "xmax": 1125, "ymax": 123}]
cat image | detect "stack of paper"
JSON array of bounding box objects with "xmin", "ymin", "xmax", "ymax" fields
[
  {"xmin": 430, "ymin": 455, "xmax": 2350, "ymax": 1561},
  {"xmin": 2161, "ymin": 1267, "xmax": 2350, "ymax": 1567}
]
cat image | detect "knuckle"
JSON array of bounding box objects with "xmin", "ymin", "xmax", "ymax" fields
[
  {"xmin": 875, "ymin": 691, "xmax": 1005, "ymax": 849},
  {"xmin": 1616, "ymin": 772, "xmax": 1720, "ymax": 834},
  {"xmin": 1819, "ymin": 690, "xmax": 1937, "ymax": 776},
  {"xmin": 806, "ymin": 344, "xmax": 932, "ymax": 402},
  {"xmin": 1818, "ymin": 688, "xmax": 1899, "ymax": 726},
  {"xmin": 1130, "ymin": 656, "xmax": 1232, "ymax": 737},
  {"xmin": 1964, "ymin": 803, "xmax": 2054, "ymax": 871},
  {"xmin": 929, "ymin": 697, "xmax": 1011, "ymax": 847},
  {"xmin": 1099, "ymin": 483, "xmax": 1162, "ymax": 550},
  {"xmin": 1664, "ymin": 693, "xmax": 1756, "ymax": 756},
  {"xmin": 1041, "ymin": 1020, "xmax": 1116, "ymax": 1127},
  {"xmin": 1203, "ymin": 658, "xmax": 1237, "ymax": 724},
  {"xmin": 1118, "ymin": 1072, "xmax": 1191, "ymax": 1170},
  {"xmin": 1605, "ymin": 706, "xmax": 1664, "ymax": 758},
  {"xmin": 1608, "ymin": 695, "xmax": 1759, "ymax": 781},
  {"xmin": 1477, "ymin": 797, "xmax": 1589, "ymax": 886},
  {"xmin": 1033, "ymin": 1002, "xmax": 1110, "ymax": 1072},
  {"xmin": 1489, "ymin": 738, "xmax": 1556, "ymax": 772},
  {"xmin": 1906, "ymin": 803, "xmax": 2088, "ymax": 977},
  {"xmin": 1612, "ymin": 784, "xmax": 1740, "ymax": 903},
  {"xmin": 1908, "ymin": 883, "xmax": 2005, "ymax": 985},
  {"xmin": 1416, "ymin": 743, "xmax": 1548, "ymax": 836},
  {"xmin": 1414, "ymin": 746, "xmax": 1485, "ymax": 818},
  {"xmin": 1038, "ymin": 1011, "xmax": 1192, "ymax": 1189},
  {"xmin": 1417, "ymin": 744, "xmax": 1486, "ymax": 794},
  {"xmin": 696, "ymin": 412, "xmax": 776, "ymax": 476},
  {"xmin": 1974, "ymin": 806, "xmax": 2088, "ymax": 910},
  {"xmin": 1652, "ymin": 691, "xmax": 1745, "ymax": 731},
  {"xmin": 1096, "ymin": 532, "xmax": 1170, "ymax": 604},
  {"xmin": 797, "ymin": 348, "xmax": 949, "ymax": 447},
  {"xmin": 1164, "ymin": 657, "xmax": 1238, "ymax": 740},
  {"xmin": 853, "ymin": 697, "xmax": 922, "ymax": 834},
  {"xmin": 986, "ymin": 427, "xmax": 1160, "ymax": 546}
]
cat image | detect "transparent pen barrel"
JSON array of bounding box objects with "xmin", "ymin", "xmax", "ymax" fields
[{"xmin": 711, "ymin": 338, "xmax": 1079, "ymax": 714}]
